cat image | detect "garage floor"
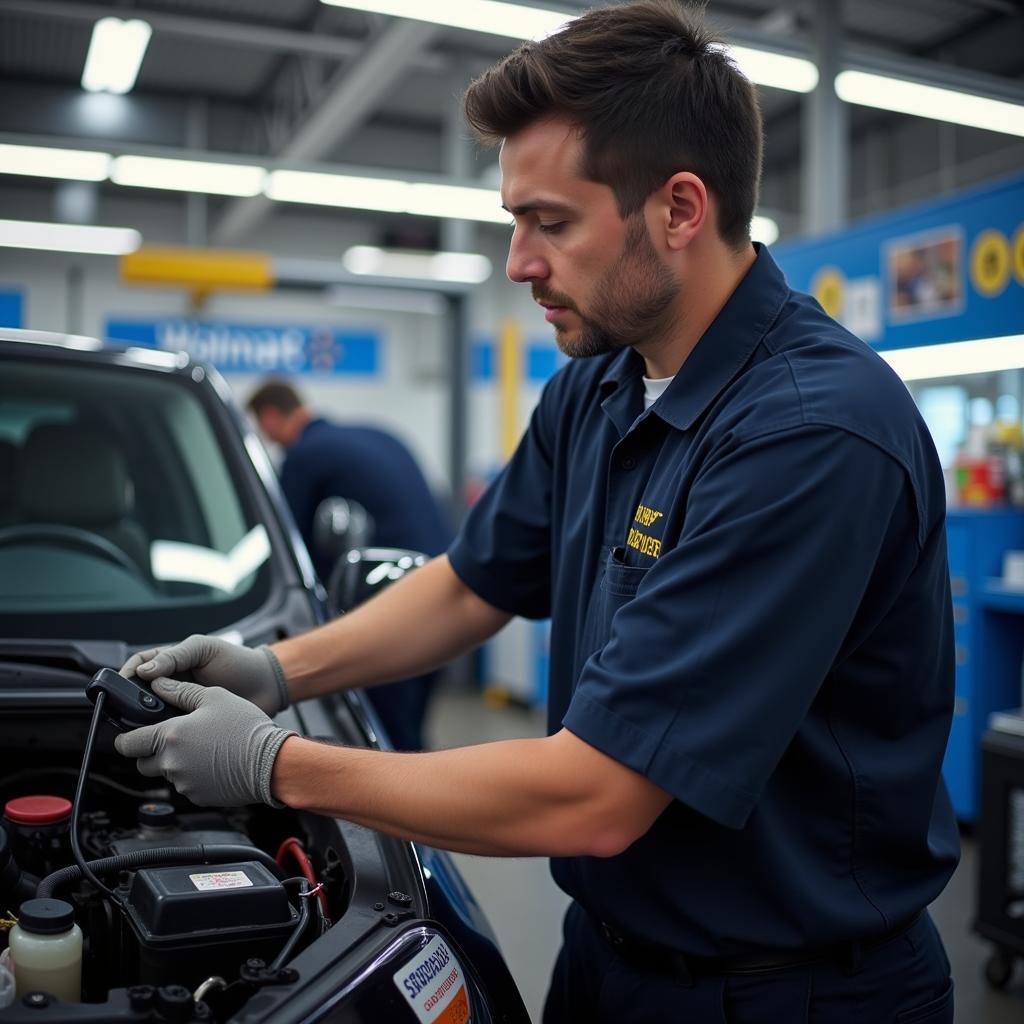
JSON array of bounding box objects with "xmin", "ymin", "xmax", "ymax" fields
[{"xmin": 426, "ymin": 684, "xmax": 1024, "ymax": 1024}]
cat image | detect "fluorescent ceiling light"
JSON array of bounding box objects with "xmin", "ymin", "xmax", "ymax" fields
[
  {"xmin": 319, "ymin": 0, "xmax": 570, "ymax": 40},
  {"xmin": 0, "ymin": 143, "xmax": 110, "ymax": 182},
  {"xmin": 727, "ymin": 46, "xmax": 818, "ymax": 93},
  {"xmin": 879, "ymin": 336, "xmax": 1024, "ymax": 381},
  {"xmin": 81, "ymin": 17, "xmax": 152, "ymax": 95},
  {"xmin": 267, "ymin": 170, "xmax": 507, "ymax": 223},
  {"xmin": 111, "ymin": 156, "xmax": 267, "ymax": 197},
  {"xmin": 751, "ymin": 214, "xmax": 779, "ymax": 245},
  {"xmin": 343, "ymin": 246, "xmax": 493, "ymax": 284},
  {"xmin": 835, "ymin": 70, "xmax": 1024, "ymax": 138},
  {"xmin": 406, "ymin": 182, "xmax": 507, "ymax": 222},
  {"xmin": 267, "ymin": 171, "xmax": 409, "ymax": 213},
  {"xmin": 0, "ymin": 218, "xmax": 141, "ymax": 256}
]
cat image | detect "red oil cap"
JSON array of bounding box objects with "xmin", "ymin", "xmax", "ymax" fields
[{"xmin": 3, "ymin": 796, "xmax": 73, "ymax": 826}]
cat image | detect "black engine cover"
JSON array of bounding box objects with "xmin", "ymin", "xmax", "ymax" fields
[{"xmin": 122, "ymin": 860, "xmax": 296, "ymax": 988}]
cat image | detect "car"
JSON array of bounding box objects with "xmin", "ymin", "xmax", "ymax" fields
[{"xmin": 0, "ymin": 328, "xmax": 530, "ymax": 1023}]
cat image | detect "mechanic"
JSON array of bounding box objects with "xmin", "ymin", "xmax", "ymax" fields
[
  {"xmin": 116, "ymin": 2, "xmax": 959, "ymax": 1021},
  {"xmin": 246, "ymin": 378, "xmax": 452, "ymax": 751}
]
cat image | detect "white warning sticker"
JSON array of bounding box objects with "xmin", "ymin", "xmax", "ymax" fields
[
  {"xmin": 188, "ymin": 870, "xmax": 253, "ymax": 891},
  {"xmin": 393, "ymin": 934, "xmax": 471, "ymax": 1024}
]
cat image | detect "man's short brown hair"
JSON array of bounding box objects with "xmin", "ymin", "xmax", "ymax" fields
[
  {"xmin": 247, "ymin": 379, "xmax": 304, "ymax": 416},
  {"xmin": 463, "ymin": 0, "xmax": 763, "ymax": 248}
]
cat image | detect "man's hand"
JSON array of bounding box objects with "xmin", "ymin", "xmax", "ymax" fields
[
  {"xmin": 121, "ymin": 635, "xmax": 289, "ymax": 715},
  {"xmin": 114, "ymin": 679, "xmax": 295, "ymax": 807}
]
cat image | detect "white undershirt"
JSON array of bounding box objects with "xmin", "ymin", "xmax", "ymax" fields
[{"xmin": 642, "ymin": 374, "xmax": 675, "ymax": 410}]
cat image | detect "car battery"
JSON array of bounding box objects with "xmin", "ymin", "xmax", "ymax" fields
[{"xmin": 123, "ymin": 860, "xmax": 297, "ymax": 987}]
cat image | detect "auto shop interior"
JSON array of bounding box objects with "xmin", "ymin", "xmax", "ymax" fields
[{"xmin": 0, "ymin": 1, "xmax": 1023, "ymax": 1022}]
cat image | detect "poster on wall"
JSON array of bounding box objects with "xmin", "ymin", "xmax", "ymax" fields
[
  {"xmin": 886, "ymin": 227, "xmax": 963, "ymax": 323},
  {"xmin": 104, "ymin": 317, "xmax": 380, "ymax": 376},
  {"xmin": 774, "ymin": 171, "xmax": 1024, "ymax": 351}
]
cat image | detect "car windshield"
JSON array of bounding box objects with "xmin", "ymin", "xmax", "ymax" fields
[{"xmin": 0, "ymin": 356, "xmax": 273, "ymax": 643}]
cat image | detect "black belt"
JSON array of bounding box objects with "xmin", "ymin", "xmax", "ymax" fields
[{"xmin": 596, "ymin": 911, "xmax": 923, "ymax": 988}]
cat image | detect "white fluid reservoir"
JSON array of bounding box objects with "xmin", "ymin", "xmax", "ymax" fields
[{"xmin": 9, "ymin": 899, "xmax": 82, "ymax": 1002}]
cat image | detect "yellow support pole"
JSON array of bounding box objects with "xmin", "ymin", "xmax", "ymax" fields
[
  {"xmin": 498, "ymin": 318, "xmax": 523, "ymax": 461},
  {"xmin": 483, "ymin": 320, "xmax": 525, "ymax": 709}
]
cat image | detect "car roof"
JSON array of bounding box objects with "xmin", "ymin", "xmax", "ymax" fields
[{"xmin": 0, "ymin": 328, "xmax": 190, "ymax": 374}]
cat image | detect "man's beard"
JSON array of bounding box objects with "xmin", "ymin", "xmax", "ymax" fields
[{"xmin": 535, "ymin": 215, "xmax": 679, "ymax": 360}]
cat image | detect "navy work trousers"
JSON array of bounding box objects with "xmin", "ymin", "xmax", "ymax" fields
[{"xmin": 542, "ymin": 902, "xmax": 954, "ymax": 1023}]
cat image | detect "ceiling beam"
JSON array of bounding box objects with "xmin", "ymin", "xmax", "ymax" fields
[
  {"xmin": 212, "ymin": 18, "xmax": 439, "ymax": 243},
  {"xmin": 6, "ymin": 1, "xmax": 1019, "ymax": 106},
  {"xmin": 0, "ymin": 0, "xmax": 446, "ymax": 72}
]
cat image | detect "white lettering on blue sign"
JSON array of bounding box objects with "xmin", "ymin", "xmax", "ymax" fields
[
  {"xmin": 104, "ymin": 318, "xmax": 379, "ymax": 376},
  {"xmin": 159, "ymin": 322, "xmax": 307, "ymax": 372}
]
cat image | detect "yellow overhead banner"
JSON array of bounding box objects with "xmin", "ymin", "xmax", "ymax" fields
[{"xmin": 120, "ymin": 247, "xmax": 273, "ymax": 291}]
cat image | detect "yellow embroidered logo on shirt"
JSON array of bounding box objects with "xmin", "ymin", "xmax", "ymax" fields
[{"xmin": 627, "ymin": 504, "xmax": 664, "ymax": 558}]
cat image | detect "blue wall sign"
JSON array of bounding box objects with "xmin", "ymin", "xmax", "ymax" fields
[
  {"xmin": 774, "ymin": 172, "xmax": 1024, "ymax": 351},
  {"xmin": 0, "ymin": 289, "xmax": 23, "ymax": 328},
  {"xmin": 104, "ymin": 318, "xmax": 380, "ymax": 375}
]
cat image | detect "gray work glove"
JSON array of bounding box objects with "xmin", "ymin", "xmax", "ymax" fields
[
  {"xmin": 114, "ymin": 678, "xmax": 296, "ymax": 807},
  {"xmin": 121, "ymin": 635, "xmax": 289, "ymax": 715}
]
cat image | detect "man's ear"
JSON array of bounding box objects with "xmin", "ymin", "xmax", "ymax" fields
[{"xmin": 654, "ymin": 172, "xmax": 708, "ymax": 252}]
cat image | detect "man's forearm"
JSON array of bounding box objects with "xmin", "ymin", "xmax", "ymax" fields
[
  {"xmin": 270, "ymin": 728, "xmax": 671, "ymax": 858},
  {"xmin": 273, "ymin": 555, "xmax": 511, "ymax": 703}
]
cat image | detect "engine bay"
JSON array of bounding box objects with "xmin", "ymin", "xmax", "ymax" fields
[{"xmin": 0, "ymin": 709, "xmax": 352, "ymax": 1022}]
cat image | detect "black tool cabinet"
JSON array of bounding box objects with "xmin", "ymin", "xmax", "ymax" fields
[{"xmin": 975, "ymin": 720, "xmax": 1024, "ymax": 989}]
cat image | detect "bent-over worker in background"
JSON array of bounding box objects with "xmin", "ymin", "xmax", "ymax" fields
[
  {"xmin": 115, "ymin": 3, "xmax": 959, "ymax": 1020},
  {"xmin": 247, "ymin": 378, "xmax": 453, "ymax": 751}
]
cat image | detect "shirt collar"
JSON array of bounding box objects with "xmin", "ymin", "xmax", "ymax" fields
[
  {"xmin": 295, "ymin": 416, "xmax": 327, "ymax": 444},
  {"xmin": 598, "ymin": 243, "xmax": 789, "ymax": 433}
]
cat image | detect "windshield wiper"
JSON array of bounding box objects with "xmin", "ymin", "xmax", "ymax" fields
[{"xmin": 0, "ymin": 639, "xmax": 127, "ymax": 676}]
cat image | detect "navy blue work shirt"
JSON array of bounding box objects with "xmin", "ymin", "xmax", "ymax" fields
[
  {"xmin": 448, "ymin": 245, "xmax": 960, "ymax": 956},
  {"xmin": 281, "ymin": 420, "xmax": 452, "ymax": 574}
]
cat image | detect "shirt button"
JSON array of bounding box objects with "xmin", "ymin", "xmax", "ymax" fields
[{"xmin": 620, "ymin": 456, "xmax": 636, "ymax": 470}]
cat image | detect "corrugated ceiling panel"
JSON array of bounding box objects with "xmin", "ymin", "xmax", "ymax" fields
[
  {"xmin": 846, "ymin": 0, "xmax": 983, "ymax": 50},
  {"xmin": 0, "ymin": 18, "xmax": 90, "ymax": 84},
  {"xmin": 137, "ymin": 34, "xmax": 284, "ymax": 99},
  {"xmin": 142, "ymin": 0, "xmax": 316, "ymax": 28}
]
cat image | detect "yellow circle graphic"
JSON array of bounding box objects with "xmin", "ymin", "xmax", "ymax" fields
[
  {"xmin": 1013, "ymin": 223, "xmax": 1024, "ymax": 287},
  {"xmin": 811, "ymin": 267, "xmax": 845, "ymax": 319},
  {"xmin": 970, "ymin": 229, "xmax": 1011, "ymax": 297}
]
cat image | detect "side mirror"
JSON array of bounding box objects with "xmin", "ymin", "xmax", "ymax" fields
[
  {"xmin": 313, "ymin": 498, "xmax": 373, "ymax": 563},
  {"xmin": 327, "ymin": 547, "xmax": 428, "ymax": 617}
]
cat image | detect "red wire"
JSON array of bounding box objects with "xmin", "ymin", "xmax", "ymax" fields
[{"xmin": 275, "ymin": 837, "xmax": 331, "ymax": 923}]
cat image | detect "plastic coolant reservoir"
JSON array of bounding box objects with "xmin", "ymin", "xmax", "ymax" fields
[{"xmin": 9, "ymin": 899, "xmax": 82, "ymax": 1002}]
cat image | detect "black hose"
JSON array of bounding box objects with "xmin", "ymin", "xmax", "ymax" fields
[
  {"xmin": 37, "ymin": 844, "xmax": 285, "ymax": 899},
  {"xmin": 71, "ymin": 695, "xmax": 122, "ymax": 904},
  {"xmin": 270, "ymin": 879, "xmax": 311, "ymax": 971}
]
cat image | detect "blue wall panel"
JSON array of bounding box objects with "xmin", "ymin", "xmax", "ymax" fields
[
  {"xmin": 0, "ymin": 289, "xmax": 24, "ymax": 328},
  {"xmin": 774, "ymin": 172, "xmax": 1024, "ymax": 351}
]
